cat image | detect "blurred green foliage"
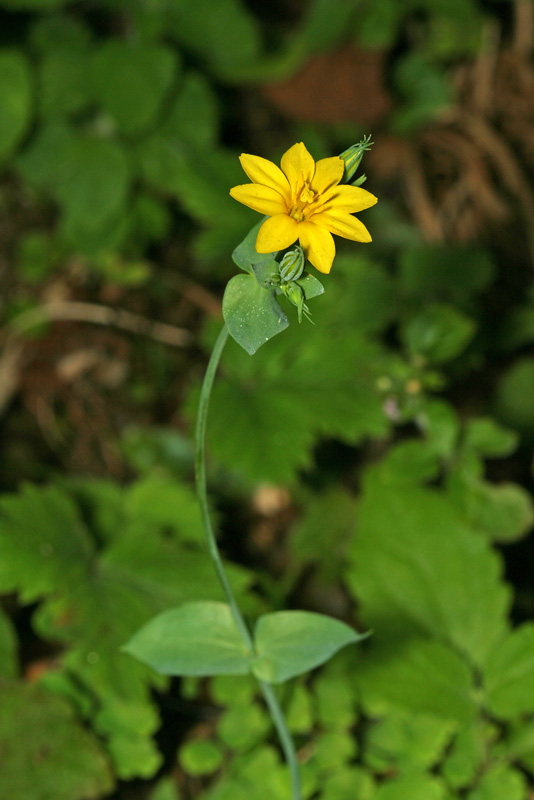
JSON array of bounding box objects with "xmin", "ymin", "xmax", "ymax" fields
[{"xmin": 1, "ymin": 0, "xmax": 534, "ymax": 799}]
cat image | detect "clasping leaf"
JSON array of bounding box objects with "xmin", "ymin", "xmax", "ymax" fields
[
  {"xmin": 123, "ymin": 601, "xmax": 252, "ymax": 676},
  {"xmin": 251, "ymin": 610, "xmax": 367, "ymax": 683},
  {"xmin": 222, "ymin": 273, "xmax": 288, "ymax": 355}
]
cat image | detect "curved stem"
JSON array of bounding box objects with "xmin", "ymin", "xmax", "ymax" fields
[
  {"xmin": 195, "ymin": 323, "xmax": 301, "ymax": 800},
  {"xmin": 194, "ymin": 324, "xmax": 252, "ymax": 647}
]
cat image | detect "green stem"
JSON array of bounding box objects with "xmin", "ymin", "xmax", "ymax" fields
[{"xmin": 195, "ymin": 323, "xmax": 301, "ymax": 800}]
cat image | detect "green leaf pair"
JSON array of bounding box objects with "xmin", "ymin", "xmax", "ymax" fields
[
  {"xmin": 223, "ymin": 221, "xmax": 324, "ymax": 355},
  {"xmin": 124, "ymin": 601, "xmax": 365, "ymax": 684}
]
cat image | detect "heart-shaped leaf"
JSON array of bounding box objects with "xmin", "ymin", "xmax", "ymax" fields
[{"xmin": 223, "ymin": 273, "xmax": 288, "ymax": 355}]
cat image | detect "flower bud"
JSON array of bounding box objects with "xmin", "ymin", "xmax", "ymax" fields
[
  {"xmin": 339, "ymin": 135, "xmax": 373, "ymax": 183},
  {"xmin": 282, "ymin": 280, "xmax": 311, "ymax": 323},
  {"xmin": 279, "ymin": 246, "xmax": 305, "ymax": 282}
]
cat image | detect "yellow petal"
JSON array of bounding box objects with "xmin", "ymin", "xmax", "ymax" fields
[
  {"xmin": 311, "ymin": 156, "xmax": 344, "ymax": 195},
  {"xmin": 230, "ymin": 183, "xmax": 287, "ymax": 216},
  {"xmin": 312, "ymin": 210, "xmax": 372, "ymax": 242},
  {"xmin": 323, "ymin": 184, "xmax": 378, "ymax": 213},
  {"xmin": 256, "ymin": 214, "xmax": 299, "ymax": 253},
  {"xmin": 298, "ymin": 221, "xmax": 335, "ymax": 274},
  {"xmin": 239, "ymin": 154, "xmax": 291, "ymax": 203},
  {"xmin": 281, "ymin": 142, "xmax": 315, "ymax": 189}
]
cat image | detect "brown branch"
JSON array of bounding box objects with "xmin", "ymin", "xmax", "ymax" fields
[
  {"xmin": 472, "ymin": 19, "xmax": 500, "ymax": 114},
  {"xmin": 4, "ymin": 300, "xmax": 193, "ymax": 349},
  {"xmin": 513, "ymin": 0, "xmax": 534, "ymax": 58},
  {"xmin": 402, "ymin": 146, "xmax": 444, "ymax": 242},
  {"xmin": 446, "ymin": 109, "xmax": 534, "ymax": 266}
]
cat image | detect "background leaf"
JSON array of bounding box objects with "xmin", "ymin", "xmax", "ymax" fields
[
  {"xmin": 484, "ymin": 624, "xmax": 534, "ymax": 719},
  {"xmin": 91, "ymin": 41, "xmax": 177, "ymax": 136},
  {"xmin": 0, "ymin": 682, "xmax": 114, "ymax": 800},
  {"xmin": 0, "ymin": 51, "xmax": 33, "ymax": 163},
  {"xmin": 348, "ymin": 476, "xmax": 510, "ymax": 665}
]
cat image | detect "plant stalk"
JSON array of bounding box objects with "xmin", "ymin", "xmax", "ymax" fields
[{"xmin": 195, "ymin": 323, "xmax": 301, "ymax": 800}]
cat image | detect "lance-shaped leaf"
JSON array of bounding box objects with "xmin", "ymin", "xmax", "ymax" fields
[
  {"xmin": 124, "ymin": 601, "xmax": 252, "ymax": 676},
  {"xmin": 223, "ymin": 273, "xmax": 289, "ymax": 355},
  {"xmin": 251, "ymin": 610, "xmax": 365, "ymax": 683},
  {"xmin": 296, "ymin": 273, "xmax": 324, "ymax": 300}
]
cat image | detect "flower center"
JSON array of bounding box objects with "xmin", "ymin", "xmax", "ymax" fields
[{"xmin": 289, "ymin": 180, "xmax": 323, "ymax": 222}]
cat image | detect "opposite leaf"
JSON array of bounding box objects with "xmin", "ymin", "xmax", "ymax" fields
[
  {"xmin": 223, "ymin": 273, "xmax": 289, "ymax": 355},
  {"xmin": 252, "ymin": 610, "xmax": 365, "ymax": 683},
  {"xmin": 124, "ymin": 601, "xmax": 252, "ymax": 677}
]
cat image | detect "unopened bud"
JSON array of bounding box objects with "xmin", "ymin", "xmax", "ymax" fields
[
  {"xmin": 281, "ymin": 281, "xmax": 311, "ymax": 323},
  {"xmin": 279, "ymin": 246, "xmax": 305, "ymax": 282},
  {"xmin": 339, "ymin": 135, "xmax": 373, "ymax": 183}
]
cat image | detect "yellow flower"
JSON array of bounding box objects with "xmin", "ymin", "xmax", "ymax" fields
[{"xmin": 229, "ymin": 142, "xmax": 377, "ymax": 274}]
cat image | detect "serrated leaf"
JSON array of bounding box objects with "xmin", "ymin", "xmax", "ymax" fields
[
  {"xmin": 218, "ymin": 704, "xmax": 270, "ymax": 751},
  {"xmin": 124, "ymin": 602, "xmax": 252, "ymax": 676},
  {"xmin": 419, "ymin": 399, "xmax": 460, "ymax": 457},
  {"xmin": 252, "ymin": 610, "xmax": 364, "ymax": 683},
  {"xmin": 0, "ymin": 0, "xmax": 68, "ymax": 6},
  {"xmin": 29, "ymin": 14, "xmax": 91, "ymax": 51},
  {"xmin": 16, "ymin": 121, "xmax": 74, "ymax": 188},
  {"xmin": 0, "ymin": 50, "xmax": 33, "ymax": 163},
  {"xmin": 449, "ymin": 476, "xmax": 534, "ymax": 543},
  {"xmin": 441, "ymin": 723, "xmax": 485, "ymax": 790},
  {"xmin": 195, "ymin": 323, "xmax": 389, "ymax": 483},
  {"xmin": 162, "ymin": 71, "xmax": 218, "ymax": 148},
  {"xmin": 467, "ymin": 765, "xmax": 527, "ymax": 800},
  {"xmin": 495, "ymin": 357, "xmax": 534, "ymax": 434},
  {"xmin": 402, "ymin": 303, "xmax": 475, "ymax": 363},
  {"xmin": 368, "ymin": 440, "xmax": 441, "ymax": 486},
  {"xmin": 355, "ymin": 638, "xmax": 476, "ymax": 723},
  {"xmin": 364, "ymin": 710, "xmax": 455, "ymax": 773},
  {"xmin": 287, "ymin": 683, "xmax": 314, "ymax": 733},
  {"xmin": 168, "ymin": 0, "xmax": 260, "ymax": 75},
  {"xmin": 315, "ymin": 666, "xmax": 357, "ymax": 728},
  {"xmin": 0, "ymin": 609, "xmax": 17, "ymax": 679},
  {"xmin": 313, "ymin": 730, "xmax": 357, "ymax": 771},
  {"xmin": 139, "ymin": 137, "xmax": 251, "ymax": 259},
  {"xmin": 39, "ymin": 46, "xmax": 91, "ymax": 119},
  {"xmin": 374, "ymin": 773, "xmax": 447, "ymax": 800},
  {"xmin": 290, "ymin": 489, "xmax": 356, "ymax": 583},
  {"xmin": 484, "ymin": 624, "xmax": 534, "ymax": 718},
  {"xmin": 349, "ymin": 479, "xmax": 510, "ymax": 665},
  {"xmin": 91, "ymin": 41, "xmax": 177, "ymax": 135},
  {"xmin": 222, "ymin": 274, "xmax": 289, "ymax": 355},
  {"xmin": 125, "ymin": 476, "xmax": 205, "ymax": 545},
  {"xmin": 399, "ymin": 246, "xmax": 495, "ymax": 303},
  {"xmin": 0, "ymin": 481, "xmax": 253, "ymax": 778},
  {"xmin": 322, "ymin": 767, "xmax": 375, "ymax": 800},
  {"xmin": 211, "ymin": 674, "xmax": 256, "ymax": 707},
  {"xmin": 0, "ymin": 485, "xmax": 94, "ymax": 600},
  {"xmin": 464, "ymin": 418, "xmax": 519, "ymax": 457},
  {"xmin": 148, "ymin": 778, "xmax": 181, "ymax": 800},
  {"xmin": 180, "ymin": 739, "xmax": 224, "ymax": 776},
  {"xmin": 54, "ymin": 135, "xmax": 131, "ymax": 224},
  {"xmin": 0, "ymin": 682, "xmax": 114, "ymax": 800}
]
